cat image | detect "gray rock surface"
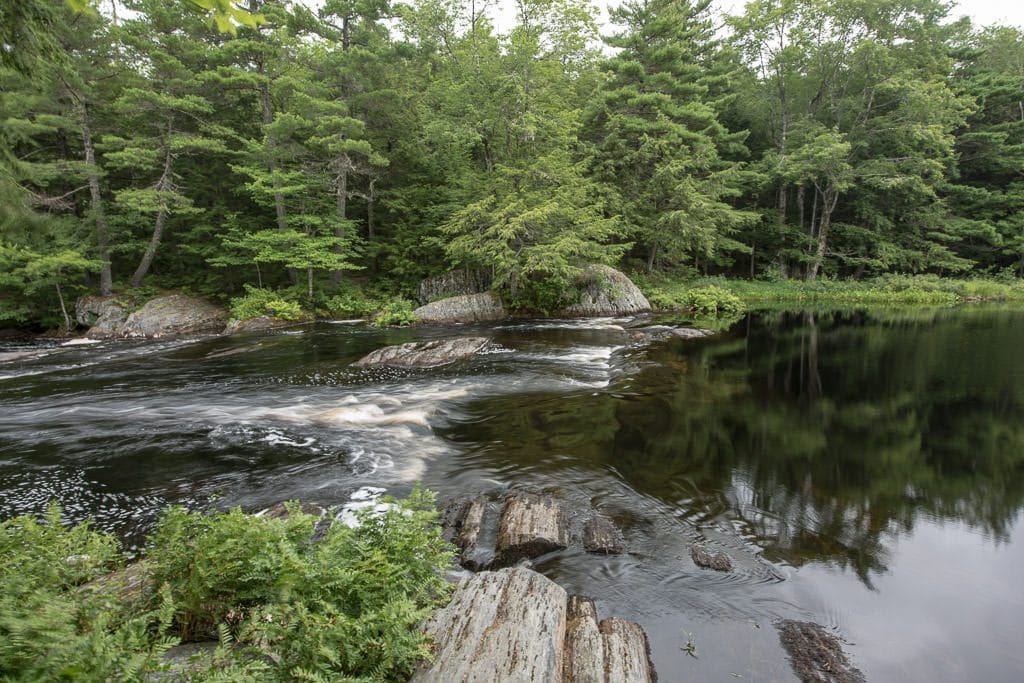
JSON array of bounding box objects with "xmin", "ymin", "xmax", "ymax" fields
[
  {"xmin": 494, "ymin": 492, "xmax": 569, "ymax": 567},
  {"xmin": 352, "ymin": 336, "xmax": 491, "ymax": 369},
  {"xmin": 582, "ymin": 515, "xmax": 625, "ymax": 555},
  {"xmin": 672, "ymin": 327, "xmax": 714, "ymax": 339},
  {"xmin": 414, "ymin": 291, "xmax": 507, "ymax": 324},
  {"xmin": 778, "ymin": 620, "xmax": 865, "ymax": 683},
  {"xmin": 223, "ymin": 316, "xmax": 294, "ymax": 334},
  {"xmin": 75, "ymin": 295, "xmax": 130, "ymax": 339},
  {"xmin": 412, "ymin": 567, "xmax": 568, "ymax": 683},
  {"xmin": 120, "ymin": 295, "xmax": 227, "ymax": 338},
  {"xmin": 557, "ymin": 265, "xmax": 651, "ymax": 317},
  {"xmin": 441, "ymin": 496, "xmax": 491, "ymax": 571},
  {"xmin": 417, "ymin": 269, "xmax": 493, "ymax": 305},
  {"xmin": 691, "ymin": 544, "xmax": 733, "ymax": 572}
]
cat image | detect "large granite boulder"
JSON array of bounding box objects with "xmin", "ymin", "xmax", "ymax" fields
[
  {"xmin": 223, "ymin": 316, "xmax": 295, "ymax": 335},
  {"xmin": 75, "ymin": 295, "xmax": 130, "ymax": 339},
  {"xmin": 120, "ymin": 295, "xmax": 227, "ymax": 338},
  {"xmin": 352, "ymin": 336, "xmax": 491, "ymax": 369},
  {"xmin": 557, "ymin": 265, "xmax": 651, "ymax": 317},
  {"xmin": 413, "ymin": 291, "xmax": 507, "ymax": 324},
  {"xmin": 417, "ymin": 269, "xmax": 493, "ymax": 305}
]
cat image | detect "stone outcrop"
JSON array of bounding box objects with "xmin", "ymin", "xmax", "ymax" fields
[
  {"xmin": 691, "ymin": 545, "xmax": 733, "ymax": 572},
  {"xmin": 413, "ymin": 291, "xmax": 507, "ymax": 324},
  {"xmin": 417, "ymin": 269, "xmax": 494, "ymax": 305},
  {"xmin": 495, "ymin": 492, "xmax": 570, "ymax": 567},
  {"xmin": 672, "ymin": 327, "xmax": 714, "ymax": 339},
  {"xmin": 75, "ymin": 295, "xmax": 130, "ymax": 339},
  {"xmin": 411, "ymin": 567, "xmax": 656, "ymax": 683},
  {"xmin": 582, "ymin": 515, "xmax": 625, "ymax": 555},
  {"xmin": 352, "ymin": 336, "xmax": 491, "ymax": 369},
  {"xmin": 119, "ymin": 295, "xmax": 227, "ymax": 338},
  {"xmin": 223, "ymin": 316, "xmax": 295, "ymax": 335},
  {"xmin": 778, "ymin": 620, "xmax": 865, "ymax": 683},
  {"xmin": 557, "ymin": 265, "xmax": 651, "ymax": 317}
]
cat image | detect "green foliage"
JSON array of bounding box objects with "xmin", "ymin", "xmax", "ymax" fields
[
  {"xmin": 229, "ymin": 285, "xmax": 305, "ymax": 322},
  {"xmin": 374, "ymin": 298, "xmax": 418, "ymax": 327},
  {"xmin": 1, "ymin": 491, "xmax": 455, "ymax": 682},
  {"xmin": 683, "ymin": 285, "xmax": 746, "ymax": 317}
]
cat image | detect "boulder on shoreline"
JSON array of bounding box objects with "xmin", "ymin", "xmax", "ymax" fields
[
  {"xmin": 417, "ymin": 269, "xmax": 494, "ymax": 305},
  {"xmin": 556, "ymin": 265, "xmax": 651, "ymax": 317},
  {"xmin": 413, "ymin": 291, "xmax": 507, "ymax": 324},
  {"xmin": 75, "ymin": 295, "xmax": 131, "ymax": 339},
  {"xmin": 411, "ymin": 567, "xmax": 656, "ymax": 682},
  {"xmin": 120, "ymin": 295, "xmax": 227, "ymax": 338},
  {"xmin": 223, "ymin": 316, "xmax": 296, "ymax": 335},
  {"xmin": 352, "ymin": 336, "xmax": 491, "ymax": 369}
]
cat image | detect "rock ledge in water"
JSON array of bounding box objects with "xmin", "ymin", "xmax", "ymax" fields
[
  {"xmin": 583, "ymin": 515, "xmax": 625, "ymax": 555},
  {"xmin": 494, "ymin": 492, "xmax": 570, "ymax": 567},
  {"xmin": 352, "ymin": 336, "xmax": 491, "ymax": 369},
  {"xmin": 691, "ymin": 545, "xmax": 733, "ymax": 572},
  {"xmin": 778, "ymin": 620, "xmax": 865, "ymax": 683},
  {"xmin": 75, "ymin": 295, "xmax": 131, "ymax": 339},
  {"xmin": 414, "ymin": 291, "xmax": 507, "ymax": 324}
]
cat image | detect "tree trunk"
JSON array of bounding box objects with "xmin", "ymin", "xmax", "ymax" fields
[
  {"xmin": 130, "ymin": 136, "xmax": 174, "ymax": 288},
  {"xmin": 366, "ymin": 178, "xmax": 376, "ymax": 241},
  {"xmin": 80, "ymin": 105, "xmax": 112, "ymax": 295},
  {"xmin": 55, "ymin": 277, "xmax": 71, "ymax": 334},
  {"xmin": 806, "ymin": 186, "xmax": 838, "ymax": 282},
  {"xmin": 331, "ymin": 160, "xmax": 349, "ymax": 285},
  {"xmin": 797, "ymin": 184, "xmax": 805, "ymax": 234},
  {"xmin": 646, "ymin": 242, "xmax": 658, "ymax": 274}
]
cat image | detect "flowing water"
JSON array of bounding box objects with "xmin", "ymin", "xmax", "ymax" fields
[{"xmin": 2, "ymin": 308, "xmax": 1024, "ymax": 682}]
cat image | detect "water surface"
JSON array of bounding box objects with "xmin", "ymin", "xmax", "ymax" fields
[{"xmin": 2, "ymin": 308, "xmax": 1022, "ymax": 681}]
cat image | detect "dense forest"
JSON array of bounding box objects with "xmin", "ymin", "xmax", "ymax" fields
[{"xmin": 2, "ymin": 0, "xmax": 1023, "ymax": 329}]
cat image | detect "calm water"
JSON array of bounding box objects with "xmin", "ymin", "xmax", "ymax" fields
[{"xmin": 2, "ymin": 308, "xmax": 1023, "ymax": 681}]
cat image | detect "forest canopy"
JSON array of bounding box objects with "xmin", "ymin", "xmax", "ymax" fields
[{"xmin": 2, "ymin": 0, "xmax": 1023, "ymax": 328}]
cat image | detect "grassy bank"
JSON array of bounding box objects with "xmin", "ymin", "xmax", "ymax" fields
[
  {"xmin": 635, "ymin": 274, "xmax": 1024, "ymax": 312},
  {"xmin": 0, "ymin": 492, "xmax": 453, "ymax": 682}
]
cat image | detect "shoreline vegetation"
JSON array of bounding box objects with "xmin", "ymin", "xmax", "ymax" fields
[{"xmin": 0, "ymin": 492, "xmax": 454, "ymax": 682}]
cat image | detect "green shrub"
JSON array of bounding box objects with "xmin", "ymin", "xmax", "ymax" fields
[
  {"xmin": 322, "ymin": 283, "xmax": 380, "ymax": 319},
  {"xmin": 229, "ymin": 285, "xmax": 305, "ymax": 321},
  {"xmin": 2, "ymin": 491, "xmax": 456, "ymax": 682},
  {"xmin": 683, "ymin": 285, "xmax": 745, "ymax": 317},
  {"xmin": 374, "ymin": 298, "xmax": 418, "ymax": 327}
]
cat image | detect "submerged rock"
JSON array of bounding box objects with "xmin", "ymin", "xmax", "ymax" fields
[
  {"xmin": 557, "ymin": 265, "xmax": 651, "ymax": 317},
  {"xmin": 691, "ymin": 544, "xmax": 733, "ymax": 572},
  {"xmin": 778, "ymin": 620, "xmax": 865, "ymax": 683},
  {"xmin": 352, "ymin": 336, "xmax": 491, "ymax": 369},
  {"xmin": 75, "ymin": 294, "xmax": 130, "ymax": 339},
  {"xmin": 414, "ymin": 291, "xmax": 507, "ymax": 324},
  {"xmin": 120, "ymin": 295, "xmax": 227, "ymax": 338}
]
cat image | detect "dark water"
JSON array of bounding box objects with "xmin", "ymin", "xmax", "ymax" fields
[{"xmin": 2, "ymin": 308, "xmax": 1023, "ymax": 682}]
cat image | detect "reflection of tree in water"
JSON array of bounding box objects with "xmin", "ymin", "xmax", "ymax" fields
[{"xmin": 610, "ymin": 308, "xmax": 1024, "ymax": 585}]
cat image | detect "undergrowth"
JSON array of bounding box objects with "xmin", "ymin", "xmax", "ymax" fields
[{"xmin": 0, "ymin": 490, "xmax": 454, "ymax": 682}]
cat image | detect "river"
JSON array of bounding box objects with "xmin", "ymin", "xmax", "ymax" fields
[{"xmin": 2, "ymin": 307, "xmax": 1023, "ymax": 681}]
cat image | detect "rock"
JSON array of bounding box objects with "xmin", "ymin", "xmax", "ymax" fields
[
  {"xmin": 557, "ymin": 265, "xmax": 651, "ymax": 317},
  {"xmin": 75, "ymin": 295, "xmax": 130, "ymax": 339},
  {"xmin": 582, "ymin": 515, "xmax": 624, "ymax": 555},
  {"xmin": 411, "ymin": 567, "xmax": 568, "ymax": 683},
  {"xmin": 414, "ymin": 291, "xmax": 507, "ymax": 324},
  {"xmin": 564, "ymin": 596, "xmax": 606, "ymax": 683},
  {"xmin": 691, "ymin": 545, "xmax": 732, "ymax": 572},
  {"xmin": 224, "ymin": 315, "xmax": 296, "ymax": 334},
  {"xmin": 494, "ymin": 492, "xmax": 569, "ymax": 567},
  {"xmin": 671, "ymin": 327, "xmax": 714, "ymax": 339},
  {"xmin": 441, "ymin": 496, "xmax": 490, "ymax": 571},
  {"xmin": 417, "ymin": 269, "xmax": 494, "ymax": 305},
  {"xmin": 79, "ymin": 561, "xmax": 153, "ymax": 614},
  {"xmin": 146, "ymin": 642, "xmax": 219, "ymax": 681},
  {"xmin": 352, "ymin": 336, "xmax": 491, "ymax": 369},
  {"xmin": 120, "ymin": 295, "xmax": 227, "ymax": 338},
  {"xmin": 598, "ymin": 617, "xmax": 657, "ymax": 683},
  {"xmin": 255, "ymin": 501, "xmax": 326, "ymax": 519},
  {"xmin": 778, "ymin": 620, "xmax": 865, "ymax": 683}
]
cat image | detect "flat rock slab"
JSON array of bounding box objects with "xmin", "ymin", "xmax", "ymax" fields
[
  {"xmin": 582, "ymin": 515, "xmax": 624, "ymax": 555},
  {"xmin": 563, "ymin": 597, "xmax": 656, "ymax": 683},
  {"xmin": 494, "ymin": 492, "xmax": 569, "ymax": 567},
  {"xmin": 412, "ymin": 567, "xmax": 568, "ymax": 683},
  {"xmin": 778, "ymin": 620, "xmax": 865, "ymax": 683},
  {"xmin": 352, "ymin": 337, "xmax": 491, "ymax": 369},
  {"xmin": 691, "ymin": 545, "xmax": 732, "ymax": 572},
  {"xmin": 671, "ymin": 327, "xmax": 714, "ymax": 339}
]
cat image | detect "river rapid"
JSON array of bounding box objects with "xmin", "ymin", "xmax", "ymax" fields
[{"xmin": 2, "ymin": 308, "xmax": 1023, "ymax": 682}]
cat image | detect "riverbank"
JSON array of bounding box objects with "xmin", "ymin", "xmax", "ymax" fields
[{"xmin": 635, "ymin": 274, "xmax": 1024, "ymax": 310}]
